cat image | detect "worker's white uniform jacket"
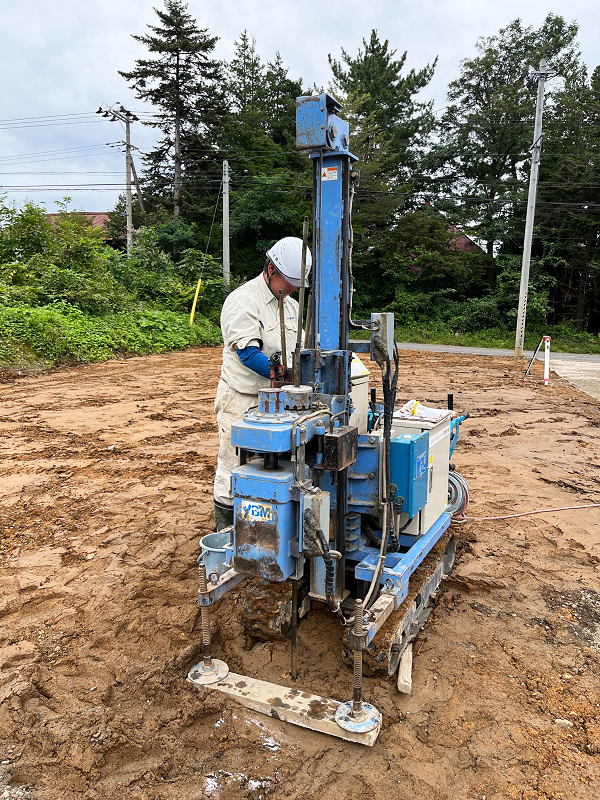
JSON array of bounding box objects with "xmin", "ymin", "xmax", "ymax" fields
[{"xmin": 213, "ymin": 273, "xmax": 299, "ymax": 505}]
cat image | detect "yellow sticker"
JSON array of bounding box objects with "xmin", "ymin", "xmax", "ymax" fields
[{"xmin": 321, "ymin": 166, "xmax": 338, "ymax": 181}]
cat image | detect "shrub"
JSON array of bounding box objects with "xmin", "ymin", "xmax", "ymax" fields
[
  {"xmin": 448, "ymin": 296, "xmax": 505, "ymax": 332},
  {"xmin": 0, "ymin": 304, "xmax": 221, "ymax": 366}
]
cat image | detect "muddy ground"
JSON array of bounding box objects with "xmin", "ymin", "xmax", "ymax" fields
[{"xmin": 1, "ymin": 348, "xmax": 599, "ymax": 800}]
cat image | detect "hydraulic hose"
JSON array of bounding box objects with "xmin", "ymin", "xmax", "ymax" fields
[
  {"xmin": 447, "ymin": 470, "xmax": 470, "ymax": 521},
  {"xmin": 303, "ymin": 508, "xmax": 348, "ymax": 624},
  {"xmin": 314, "ymin": 525, "xmax": 336, "ymax": 599},
  {"xmin": 362, "ymin": 342, "xmax": 401, "ymax": 611}
]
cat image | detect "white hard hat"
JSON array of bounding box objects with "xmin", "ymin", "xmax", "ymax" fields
[{"xmin": 266, "ymin": 237, "xmax": 312, "ymax": 287}]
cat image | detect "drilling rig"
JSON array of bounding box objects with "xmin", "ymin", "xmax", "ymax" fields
[{"xmin": 188, "ymin": 93, "xmax": 469, "ymax": 746}]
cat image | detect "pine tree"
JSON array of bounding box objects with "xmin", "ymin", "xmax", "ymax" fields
[
  {"xmin": 227, "ymin": 31, "xmax": 266, "ymax": 121},
  {"xmin": 119, "ymin": 0, "xmax": 224, "ymax": 217},
  {"xmin": 329, "ymin": 30, "xmax": 437, "ymax": 179},
  {"xmin": 264, "ymin": 53, "xmax": 303, "ymax": 149},
  {"xmin": 432, "ymin": 14, "xmax": 581, "ymax": 261},
  {"xmin": 217, "ymin": 35, "xmax": 309, "ymax": 277},
  {"xmin": 327, "ymin": 31, "xmax": 437, "ymax": 310}
]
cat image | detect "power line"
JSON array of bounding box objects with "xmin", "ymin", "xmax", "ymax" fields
[
  {"xmin": 0, "ymin": 120, "xmax": 108, "ymax": 130},
  {"xmin": 0, "ymin": 171, "xmax": 125, "ymax": 175},
  {"xmin": 0, "ymin": 112, "xmax": 99, "ymax": 123}
]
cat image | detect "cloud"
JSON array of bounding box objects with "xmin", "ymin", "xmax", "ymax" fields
[{"xmin": 0, "ymin": 0, "xmax": 598, "ymax": 211}]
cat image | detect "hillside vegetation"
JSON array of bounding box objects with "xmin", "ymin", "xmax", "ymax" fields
[{"xmin": 0, "ymin": 202, "xmax": 221, "ymax": 368}]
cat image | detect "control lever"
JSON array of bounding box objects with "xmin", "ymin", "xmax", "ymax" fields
[{"xmin": 269, "ymin": 351, "xmax": 284, "ymax": 387}]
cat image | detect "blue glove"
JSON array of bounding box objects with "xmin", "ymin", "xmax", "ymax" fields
[{"xmin": 236, "ymin": 345, "xmax": 271, "ymax": 379}]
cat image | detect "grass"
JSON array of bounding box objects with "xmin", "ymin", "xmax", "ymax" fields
[
  {"xmin": 2, "ymin": 302, "xmax": 598, "ymax": 373},
  {"xmin": 389, "ymin": 322, "xmax": 600, "ymax": 355},
  {"xmin": 0, "ymin": 304, "xmax": 222, "ymax": 368}
]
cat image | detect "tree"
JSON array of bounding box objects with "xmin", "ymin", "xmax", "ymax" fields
[
  {"xmin": 329, "ymin": 30, "xmax": 437, "ymax": 178},
  {"xmin": 119, "ymin": 0, "xmax": 224, "ymax": 217},
  {"xmin": 216, "ymin": 34, "xmax": 309, "ymax": 277},
  {"xmin": 535, "ymin": 64, "xmax": 600, "ymax": 329},
  {"xmin": 264, "ymin": 53, "xmax": 304, "ymax": 149},
  {"xmin": 227, "ymin": 31, "xmax": 266, "ymax": 122},
  {"xmin": 327, "ymin": 31, "xmax": 437, "ymax": 310},
  {"xmin": 431, "ymin": 15, "xmax": 581, "ymax": 261}
]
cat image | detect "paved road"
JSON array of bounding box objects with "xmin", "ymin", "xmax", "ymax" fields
[
  {"xmin": 396, "ymin": 341, "xmax": 600, "ymax": 401},
  {"xmin": 395, "ymin": 341, "xmax": 600, "ymax": 362}
]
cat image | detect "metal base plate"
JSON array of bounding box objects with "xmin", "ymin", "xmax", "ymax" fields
[
  {"xmin": 334, "ymin": 701, "xmax": 382, "ymax": 734},
  {"xmin": 187, "ymin": 659, "xmax": 229, "ymax": 685},
  {"xmin": 187, "ymin": 670, "xmax": 381, "ymax": 746}
]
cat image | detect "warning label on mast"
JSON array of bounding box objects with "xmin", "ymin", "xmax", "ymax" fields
[{"xmin": 321, "ymin": 166, "xmax": 338, "ymax": 181}]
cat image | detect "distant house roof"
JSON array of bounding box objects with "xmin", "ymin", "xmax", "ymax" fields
[
  {"xmin": 82, "ymin": 212, "xmax": 110, "ymax": 229},
  {"xmin": 448, "ymin": 225, "xmax": 483, "ymax": 254},
  {"xmin": 46, "ymin": 212, "xmax": 110, "ymax": 231},
  {"xmin": 422, "ymin": 201, "xmax": 484, "ymax": 254}
]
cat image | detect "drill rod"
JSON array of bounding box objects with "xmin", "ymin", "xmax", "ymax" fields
[
  {"xmin": 293, "ymin": 216, "xmax": 309, "ymax": 386},
  {"xmin": 291, "ymin": 578, "xmax": 299, "ymax": 680},
  {"xmin": 278, "ymin": 289, "xmax": 287, "ymax": 377},
  {"xmin": 303, "ymin": 293, "xmax": 313, "ymax": 350}
]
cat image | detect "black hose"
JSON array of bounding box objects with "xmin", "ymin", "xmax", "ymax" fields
[
  {"xmin": 314, "ymin": 526, "xmax": 335, "ymax": 598},
  {"xmin": 303, "ymin": 508, "xmax": 348, "ymax": 623}
]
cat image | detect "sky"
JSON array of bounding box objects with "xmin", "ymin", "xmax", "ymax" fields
[{"xmin": 0, "ymin": 0, "xmax": 599, "ymax": 213}]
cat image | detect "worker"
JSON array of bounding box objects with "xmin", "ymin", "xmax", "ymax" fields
[{"xmin": 213, "ymin": 237, "xmax": 312, "ymax": 531}]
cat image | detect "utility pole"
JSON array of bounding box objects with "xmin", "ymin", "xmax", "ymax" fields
[
  {"xmin": 514, "ymin": 60, "xmax": 555, "ymax": 357},
  {"xmin": 124, "ymin": 114, "xmax": 133, "ymax": 253},
  {"xmin": 223, "ymin": 160, "xmax": 230, "ymax": 286},
  {"xmin": 97, "ymin": 103, "xmax": 139, "ymax": 254}
]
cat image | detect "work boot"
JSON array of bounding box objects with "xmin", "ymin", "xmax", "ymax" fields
[{"xmin": 214, "ymin": 499, "xmax": 234, "ymax": 532}]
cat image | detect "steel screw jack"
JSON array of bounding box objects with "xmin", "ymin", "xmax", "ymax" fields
[
  {"xmin": 187, "ymin": 561, "xmax": 229, "ymax": 686},
  {"xmin": 334, "ymin": 598, "xmax": 382, "ymax": 735},
  {"xmin": 352, "ymin": 598, "xmax": 365, "ymax": 715}
]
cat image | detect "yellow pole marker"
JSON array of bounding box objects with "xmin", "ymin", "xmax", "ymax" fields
[{"xmin": 189, "ymin": 278, "xmax": 202, "ymax": 326}]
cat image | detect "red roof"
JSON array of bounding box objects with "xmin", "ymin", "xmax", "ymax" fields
[
  {"xmin": 46, "ymin": 212, "xmax": 109, "ymax": 230},
  {"xmin": 448, "ymin": 225, "xmax": 483, "ymax": 254},
  {"xmin": 82, "ymin": 212, "xmax": 110, "ymax": 229}
]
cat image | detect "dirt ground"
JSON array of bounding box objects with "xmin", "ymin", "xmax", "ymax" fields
[{"xmin": 1, "ymin": 347, "xmax": 599, "ymax": 800}]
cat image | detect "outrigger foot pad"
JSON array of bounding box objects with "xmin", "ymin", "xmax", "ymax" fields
[
  {"xmin": 334, "ymin": 701, "xmax": 381, "ymax": 734},
  {"xmin": 188, "ymin": 659, "xmax": 229, "ymax": 686}
]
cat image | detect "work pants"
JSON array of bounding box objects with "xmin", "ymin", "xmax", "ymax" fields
[{"xmin": 213, "ymin": 379, "xmax": 257, "ymax": 506}]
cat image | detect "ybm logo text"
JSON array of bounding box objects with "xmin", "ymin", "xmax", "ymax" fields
[{"xmin": 239, "ymin": 501, "xmax": 275, "ymax": 524}]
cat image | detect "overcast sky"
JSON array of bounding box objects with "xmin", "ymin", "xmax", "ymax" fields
[{"xmin": 0, "ymin": 0, "xmax": 598, "ymax": 212}]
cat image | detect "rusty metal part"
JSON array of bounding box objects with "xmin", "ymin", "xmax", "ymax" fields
[
  {"xmin": 303, "ymin": 292, "xmax": 313, "ymax": 350},
  {"xmin": 291, "ymin": 578, "xmax": 299, "ymax": 680},
  {"xmin": 188, "ymin": 562, "xmax": 229, "ymax": 685},
  {"xmin": 294, "ymin": 216, "xmax": 309, "ymax": 386},
  {"xmin": 352, "ymin": 598, "xmax": 365, "ymax": 713},
  {"xmin": 335, "ymin": 597, "xmax": 381, "ymax": 735},
  {"xmin": 233, "ymin": 516, "xmax": 284, "ymax": 581},
  {"xmin": 280, "ymin": 385, "xmax": 314, "ymax": 411},
  {"xmin": 198, "ymin": 562, "xmax": 212, "ymax": 667},
  {"xmin": 323, "ymin": 425, "xmax": 358, "ymax": 471},
  {"xmin": 239, "ymin": 578, "xmax": 310, "ymax": 641}
]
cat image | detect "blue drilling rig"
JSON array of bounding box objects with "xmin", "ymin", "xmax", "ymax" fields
[{"xmin": 188, "ymin": 93, "xmax": 469, "ymax": 746}]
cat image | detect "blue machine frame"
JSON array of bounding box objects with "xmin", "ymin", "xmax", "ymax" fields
[{"xmin": 199, "ymin": 92, "xmax": 467, "ymax": 658}]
